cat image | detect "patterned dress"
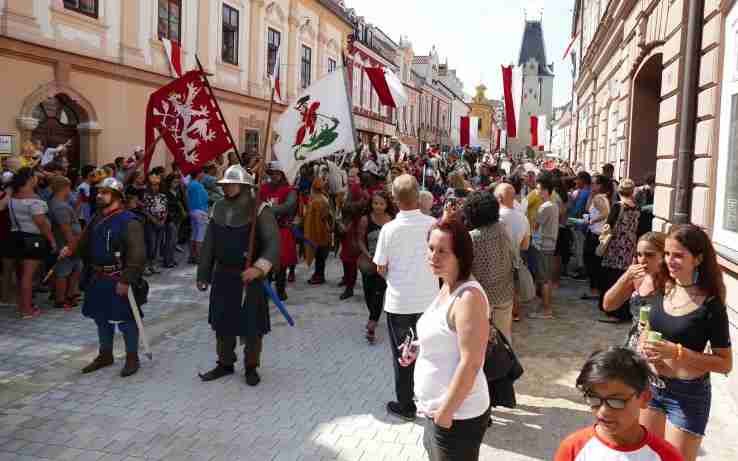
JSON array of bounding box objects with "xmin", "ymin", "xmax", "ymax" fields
[
  {"xmin": 470, "ymin": 223, "xmax": 514, "ymax": 308},
  {"xmin": 602, "ymin": 203, "xmax": 640, "ymax": 270}
]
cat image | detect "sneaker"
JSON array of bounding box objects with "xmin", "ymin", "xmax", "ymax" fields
[
  {"xmin": 386, "ymin": 401, "xmax": 416, "ymax": 421},
  {"xmin": 175, "ymin": 245, "xmax": 184, "ymax": 253}
]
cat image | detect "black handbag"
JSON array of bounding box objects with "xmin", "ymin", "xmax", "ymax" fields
[
  {"xmin": 484, "ymin": 325, "xmax": 524, "ymax": 383},
  {"xmin": 132, "ymin": 278, "xmax": 149, "ymax": 306},
  {"xmin": 8, "ymin": 201, "xmax": 50, "ymax": 259}
]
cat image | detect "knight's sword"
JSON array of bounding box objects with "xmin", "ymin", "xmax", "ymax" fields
[{"xmin": 127, "ymin": 286, "xmax": 153, "ymax": 360}]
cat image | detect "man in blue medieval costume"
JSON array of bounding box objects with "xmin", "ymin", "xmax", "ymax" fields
[
  {"xmin": 60, "ymin": 177, "xmax": 147, "ymax": 377},
  {"xmin": 196, "ymin": 165, "xmax": 280, "ymax": 386}
]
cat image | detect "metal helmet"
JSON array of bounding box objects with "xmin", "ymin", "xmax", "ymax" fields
[
  {"xmin": 217, "ymin": 165, "xmax": 256, "ymax": 186},
  {"xmin": 98, "ymin": 177, "xmax": 125, "ymax": 196},
  {"xmin": 266, "ymin": 160, "xmax": 284, "ymax": 173}
]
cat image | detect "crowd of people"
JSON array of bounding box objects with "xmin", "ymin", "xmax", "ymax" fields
[{"xmin": 0, "ymin": 136, "xmax": 732, "ymax": 461}]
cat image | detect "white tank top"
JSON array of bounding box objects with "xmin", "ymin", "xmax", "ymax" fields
[{"xmin": 414, "ymin": 280, "xmax": 491, "ymax": 420}]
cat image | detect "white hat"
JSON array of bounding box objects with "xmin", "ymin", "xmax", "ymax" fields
[{"xmin": 1, "ymin": 171, "xmax": 14, "ymax": 184}]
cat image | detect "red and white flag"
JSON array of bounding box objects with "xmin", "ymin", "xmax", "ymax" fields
[
  {"xmin": 271, "ymin": 45, "xmax": 282, "ymax": 101},
  {"xmin": 161, "ymin": 38, "xmax": 183, "ymax": 77},
  {"xmin": 530, "ymin": 116, "xmax": 539, "ymax": 147},
  {"xmin": 364, "ymin": 67, "xmax": 408, "ymax": 108},
  {"xmin": 460, "ymin": 116, "xmax": 470, "ymax": 147},
  {"xmin": 501, "ymin": 65, "xmax": 517, "ymax": 138},
  {"xmin": 145, "ymin": 70, "xmax": 234, "ymax": 175},
  {"xmin": 562, "ymin": 32, "xmax": 579, "ymax": 60}
]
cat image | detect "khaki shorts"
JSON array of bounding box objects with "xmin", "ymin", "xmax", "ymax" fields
[{"xmin": 537, "ymin": 251, "xmax": 555, "ymax": 283}]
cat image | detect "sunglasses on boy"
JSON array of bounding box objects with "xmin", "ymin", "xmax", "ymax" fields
[{"xmin": 583, "ymin": 392, "xmax": 638, "ymax": 410}]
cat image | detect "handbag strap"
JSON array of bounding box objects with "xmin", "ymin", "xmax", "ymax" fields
[{"xmin": 8, "ymin": 199, "xmax": 21, "ymax": 231}]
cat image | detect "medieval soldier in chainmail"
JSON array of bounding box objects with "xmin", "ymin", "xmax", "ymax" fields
[
  {"xmin": 196, "ymin": 165, "xmax": 280, "ymax": 386},
  {"xmin": 259, "ymin": 161, "xmax": 297, "ymax": 302}
]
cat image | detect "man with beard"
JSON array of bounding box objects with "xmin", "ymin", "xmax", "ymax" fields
[
  {"xmin": 196, "ymin": 165, "xmax": 280, "ymax": 386},
  {"xmin": 60, "ymin": 177, "xmax": 146, "ymax": 377},
  {"xmin": 259, "ymin": 161, "xmax": 297, "ymax": 301}
]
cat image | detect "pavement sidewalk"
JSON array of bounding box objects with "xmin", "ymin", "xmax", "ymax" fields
[{"xmin": 0, "ymin": 257, "xmax": 735, "ymax": 460}]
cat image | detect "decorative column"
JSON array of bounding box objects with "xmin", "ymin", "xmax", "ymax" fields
[
  {"xmin": 77, "ymin": 122, "xmax": 102, "ymax": 166},
  {"xmin": 287, "ymin": 12, "xmax": 299, "ymax": 101},
  {"xmin": 16, "ymin": 117, "xmax": 40, "ymax": 145},
  {"xmin": 120, "ymin": 0, "xmax": 145, "ymax": 67},
  {"xmin": 2, "ymin": 0, "xmax": 41, "ymax": 37},
  {"xmin": 248, "ymin": 0, "xmax": 266, "ymax": 97}
]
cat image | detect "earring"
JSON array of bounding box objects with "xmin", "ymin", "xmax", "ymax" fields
[{"xmin": 693, "ymin": 266, "xmax": 700, "ymax": 284}]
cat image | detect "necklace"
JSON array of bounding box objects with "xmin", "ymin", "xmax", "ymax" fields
[{"xmin": 675, "ymin": 280, "xmax": 696, "ymax": 288}]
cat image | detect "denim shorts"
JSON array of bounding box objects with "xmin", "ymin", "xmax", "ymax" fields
[
  {"xmin": 648, "ymin": 374, "xmax": 711, "ymax": 436},
  {"xmin": 189, "ymin": 210, "xmax": 209, "ymax": 243},
  {"xmin": 56, "ymin": 256, "xmax": 82, "ymax": 278}
]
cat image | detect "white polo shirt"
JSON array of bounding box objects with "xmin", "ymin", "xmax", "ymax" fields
[{"xmin": 373, "ymin": 209, "xmax": 439, "ymax": 315}]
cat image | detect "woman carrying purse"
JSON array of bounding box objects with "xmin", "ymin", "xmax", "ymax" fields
[{"xmin": 8, "ymin": 168, "xmax": 56, "ymax": 319}]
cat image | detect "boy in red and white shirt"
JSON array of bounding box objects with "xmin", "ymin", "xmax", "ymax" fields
[{"xmin": 555, "ymin": 348, "xmax": 683, "ymax": 461}]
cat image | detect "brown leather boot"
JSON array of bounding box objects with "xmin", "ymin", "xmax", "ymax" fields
[
  {"xmin": 82, "ymin": 350, "xmax": 114, "ymax": 374},
  {"xmin": 120, "ymin": 352, "xmax": 140, "ymax": 377}
]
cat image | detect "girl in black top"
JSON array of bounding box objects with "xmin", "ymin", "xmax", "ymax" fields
[
  {"xmin": 357, "ymin": 190, "xmax": 395, "ymax": 344},
  {"xmin": 641, "ymin": 225, "xmax": 732, "ymax": 461}
]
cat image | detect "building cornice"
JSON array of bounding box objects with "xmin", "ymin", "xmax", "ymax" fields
[{"xmin": 0, "ymin": 37, "xmax": 285, "ymax": 113}]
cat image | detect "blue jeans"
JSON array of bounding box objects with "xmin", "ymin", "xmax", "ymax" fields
[
  {"xmin": 162, "ymin": 221, "xmax": 178, "ymax": 265},
  {"xmin": 95, "ymin": 318, "xmax": 139, "ymax": 354},
  {"xmin": 145, "ymin": 223, "xmax": 165, "ymax": 265},
  {"xmin": 649, "ymin": 375, "xmax": 711, "ymax": 436}
]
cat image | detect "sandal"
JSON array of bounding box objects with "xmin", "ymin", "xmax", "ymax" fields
[
  {"xmin": 366, "ymin": 328, "xmax": 376, "ymax": 344},
  {"xmin": 20, "ymin": 307, "xmax": 42, "ymax": 320},
  {"xmin": 528, "ymin": 312, "xmax": 555, "ymax": 320},
  {"xmin": 66, "ymin": 296, "xmax": 81, "ymax": 307}
]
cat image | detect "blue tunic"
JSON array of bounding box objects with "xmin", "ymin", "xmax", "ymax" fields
[{"xmin": 82, "ymin": 211, "xmax": 142, "ymax": 323}]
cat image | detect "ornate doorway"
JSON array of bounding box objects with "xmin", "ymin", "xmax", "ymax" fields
[
  {"xmin": 31, "ymin": 95, "xmax": 81, "ymax": 170},
  {"xmin": 628, "ymin": 54, "xmax": 662, "ymax": 183}
]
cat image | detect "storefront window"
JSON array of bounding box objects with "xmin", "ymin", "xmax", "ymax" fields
[{"xmin": 715, "ymin": 4, "xmax": 738, "ymax": 253}]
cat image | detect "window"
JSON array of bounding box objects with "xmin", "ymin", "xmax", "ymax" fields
[
  {"xmin": 301, "ymin": 45, "xmax": 312, "ymax": 89},
  {"xmin": 64, "ymin": 0, "xmax": 98, "ymax": 18},
  {"xmin": 328, "ymin": 57, "xmax": 337, "ymax": 74},
  {"xmin": 267, "ymin": 28, "xmax": 281, "ymax": 76},
  {"xmin": 352, "ymin": 65, "xmax": 361, "ymax": 107},
  {"xmin": 244, "ymin": 130, "xmax": 260, "ymax": 156},
  {"xmin": 222, "ymin": 4, "xmax": 239, "ymax": 65},
  {"xmin": 158, "ymin": 0, "xmax": 182, "ymax": 43}
]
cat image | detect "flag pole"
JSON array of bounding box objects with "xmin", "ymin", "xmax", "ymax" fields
[
  {"xmin": 245, "ymin": 85, "xmax": 276, "ymax": 270},
  {"xmin": 195, "ymin": 55, "xmax": 243, "ymax": 166}
]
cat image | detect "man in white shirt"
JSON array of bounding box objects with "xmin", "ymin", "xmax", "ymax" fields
[
  {"xmin": 374, "ymin": 174, "xmax": 438, "ymax": 421},
  {"xmin": 495, "ymin": 183, "xmax": 530, "ymax": 252},
  {"xmin": 495, "ymin": 183, "xmax": 531, "ymax": 323}
]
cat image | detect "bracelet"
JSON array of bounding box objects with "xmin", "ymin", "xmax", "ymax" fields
[{"xmin": 676, "ymin": 343, "xmax": 683, "ymax": 361}]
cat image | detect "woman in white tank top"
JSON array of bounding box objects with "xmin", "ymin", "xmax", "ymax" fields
[{"xmin": 399, "ymin": 217, "xmax": 490, "ymax": 461}]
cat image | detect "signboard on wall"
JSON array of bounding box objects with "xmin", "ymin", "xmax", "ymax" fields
[{"xmin": 0, "ymin": 134, "xmax": 14, "ymax": 154}]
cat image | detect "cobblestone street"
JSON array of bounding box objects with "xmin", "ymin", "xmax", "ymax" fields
[{"xmin": 0, "ymin": 257, "xmax": 736, "ymax": 461}]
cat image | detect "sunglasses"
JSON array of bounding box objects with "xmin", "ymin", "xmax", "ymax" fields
[{"xmin": 583, "ymin": 392, "xmax": 637, "ymax": 410}]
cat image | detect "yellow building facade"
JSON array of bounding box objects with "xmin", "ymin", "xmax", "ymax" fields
[
  {"xmin": 0, "ymin": 0, "xmax": 352, "ymax": 167},
  {"xmin": 468, "ymin": 84, "xmax": 494, "ymax": 150}
]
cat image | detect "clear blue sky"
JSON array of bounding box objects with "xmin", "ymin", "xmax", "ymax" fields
[{"xmin": 346, "ymin": 0, "xmax": 575, "ymax": 106}]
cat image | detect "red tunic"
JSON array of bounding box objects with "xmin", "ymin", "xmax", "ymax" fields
[{"xmin": 260, "ymin": 183, "xmax": 298, "ymax": 267}]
